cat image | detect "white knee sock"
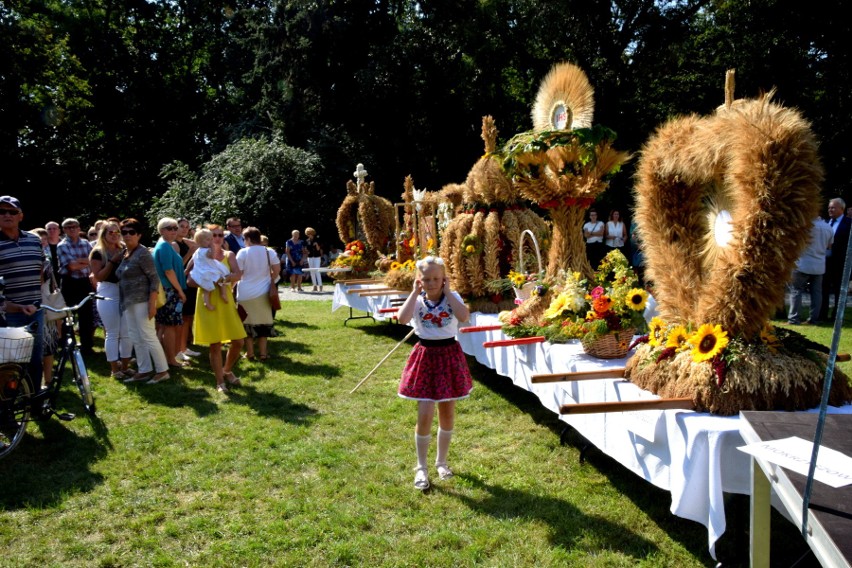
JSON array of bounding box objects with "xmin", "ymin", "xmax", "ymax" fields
[
  {"xmin": 415, "ymin": 433, "xmax": 431, "ymax": 469},
  {"xmin": 436, "ymin": 428, "xmax": 453, "ymax": 467}
]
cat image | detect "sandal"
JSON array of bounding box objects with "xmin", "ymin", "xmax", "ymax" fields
[
  {"xmin": 259, "ymin": 354, "xmax": 271, "ymax": 360},
  {"xmin": 216, "ymin": 383, "xmax": 228, "ymax": 393},
  {"xmin": 124, "ymin": 372, "xmax": 152, "ymax": 383},
  {"xmin": 146, "ymin": 372, "xmax": 171, "ymax": 385},
  {"xmin": 413, "ymin": 467, "xmax": 430, "ymax": 491},
  {"xmin": 436, "ymin": 463, "xmax": 454, "ymax": 480},
  {"xmin": 242, "ymin": 354, "xmax": 256, "ymax": 361},
  {"xmin": 224, "ymin": 372, "xmax": 242, "ymax": 386}
]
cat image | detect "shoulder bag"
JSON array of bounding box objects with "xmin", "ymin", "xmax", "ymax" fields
[
  {"xmin": 267, "ymin": 248, "xmax": 281, "ymax": 312},
  {"xmin": 42, "ymin": 268, "xmax": 67, "ymax": 322}
]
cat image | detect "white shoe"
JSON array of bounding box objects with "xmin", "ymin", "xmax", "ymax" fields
[
  {"xmin": 413, "ymin": 467, "xmax": 430, "ymax": 490},
  {"xmin": 176, "ymin": 352, "xmax": 191, "ymax": 362},
  {"xmin": 183, "ymin": 348, "xmax": 201, "ymax": 357}
]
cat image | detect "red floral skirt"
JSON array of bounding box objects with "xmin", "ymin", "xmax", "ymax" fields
[{"xmin": 398, "ymin": 340, "xmax": 473, "ymax": 402}]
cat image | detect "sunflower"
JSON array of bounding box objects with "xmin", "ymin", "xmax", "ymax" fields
[
  {"xmin": 625, "ymin": 288, "xmax": 648, "ymax": 311},
  {"xmin": 665, "ymin": 325, "xmax": 690, "ymax": 350},
  {"xmin": 648, "ymin": 317, "xmax": 666, "ymax": 347},
  {"xmin": 390, "ymin": 261, "xmax": 402, "ymax": 270},
  {"xmin": 687, "ymin": 324, "xmax": 729, "ymax": 363},
  {"xmin": 760, "ymin": 324, "xmax": 781, "ymax": 352}
]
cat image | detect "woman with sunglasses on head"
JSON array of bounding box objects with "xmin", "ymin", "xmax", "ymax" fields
[
  {"xmin": 152, "ymin": 217, "xmax": 188, "ymax": 371},
  {"xmin": 90, "ymin": 221, "xmax": 134, "ymax": 379},
  {"xmin": 115, "ymin": 219, "xmax": 170, "ymax": 384},
  {"xmin": 189, "ymin": 224, "xmax": 246, "ymax": 393}
]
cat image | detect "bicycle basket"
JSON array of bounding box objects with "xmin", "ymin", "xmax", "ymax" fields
[{"xmin": 0, "ymin": 327, "xmax": 35, "ymax": 364}]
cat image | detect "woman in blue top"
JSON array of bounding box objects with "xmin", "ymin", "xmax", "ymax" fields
[
  {"xmin": 152, "ymin": 217, "xmax": 188, "ymax": 369},
  {"xmin": 284, "ymin": 229, "xmax": 306, "ymax": 292}
]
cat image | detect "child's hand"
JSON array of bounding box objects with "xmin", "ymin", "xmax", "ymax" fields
[{"xmin": 413, "ymin": 278, "xmax": 423, "ymax": 293}]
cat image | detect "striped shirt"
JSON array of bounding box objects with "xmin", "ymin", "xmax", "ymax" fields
[{"xmin": 0, "ymin": 230, "xmax": 44, "ymax": 304}]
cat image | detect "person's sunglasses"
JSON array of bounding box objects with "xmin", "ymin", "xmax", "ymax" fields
[
  {"xmin": 107, "ymin": 230, "xmax": 120, "ymax": 235},
  {"xmin": 120, "ymin": 229, "xmax": 138, "ymax": 236},
  {"xmin": 212, "ymin": 233, "xmax": 225, "ymax": 237},
  {"xmin": 0, "ymin": 209, "xmax": 20, "ymax": 216},
  {"xmin": 163, "ymin": 225, "xmax": 178, "ymax": 231}
]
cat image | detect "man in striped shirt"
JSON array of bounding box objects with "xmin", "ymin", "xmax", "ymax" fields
[{"xmin": 0, "ymin": 195, "xmax": 45, "ymax": 388}]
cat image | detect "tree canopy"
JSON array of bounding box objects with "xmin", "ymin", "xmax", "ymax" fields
[{"xmin": 3, "ymin": 0, "xmax": 850, "ymax": 242}]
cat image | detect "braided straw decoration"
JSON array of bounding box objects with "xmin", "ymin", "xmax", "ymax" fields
[
  {"xmin": 358, "ymin": 196, "xmax": 383, "ymax": 250},
  {"xmin": 464, "ymin": 211, "xmax": 487, "ymax": 295},
  {"xmin": 444, "ymin": 213, "xmax": 474, "ymax": 295},
  {"xmin": 483, "ymin": 210, "xmax": 501, "ymax": 281},
  {"xmin": 500, "ymin": 208, "xmax": 521, "ymax": 267},
  {"xmin": 336, "ymin": 194, "xmax": 359, "ymax": 243}
]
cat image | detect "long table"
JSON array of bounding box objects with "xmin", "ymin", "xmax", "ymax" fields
[{"xmin": 333, "ymin": 282, "xmax": 852, "ymax": 558}]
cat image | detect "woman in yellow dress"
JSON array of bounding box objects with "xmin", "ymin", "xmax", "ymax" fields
[{"xmin": 190, "ymin": 224, "xmax": 246, "ymax": 393}]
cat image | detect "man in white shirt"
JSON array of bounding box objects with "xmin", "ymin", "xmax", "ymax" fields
[{"xmin": 789, "ymin": 216, "xmax": 833, "ymax": 324}]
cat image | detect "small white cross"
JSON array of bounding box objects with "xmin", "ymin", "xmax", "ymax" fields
[{"xmin": 353, "ymin": 163, "xmax": 368, "ymax": 186}]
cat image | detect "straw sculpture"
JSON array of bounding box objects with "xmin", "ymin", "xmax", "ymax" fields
[
  {"xmin": 332, "ymin": 175, "xmax": 395, "ymax": 280},
  {"xmin": 626, "ymin": 76, "xmax": 852, "ymax": 414},
  {"xmin": 437, "ymin": 116, "xmax": 551, "ymax": 313},
  {"xmin": 500, "ymin": 63, "xmax": 629, "ymax": 281}
]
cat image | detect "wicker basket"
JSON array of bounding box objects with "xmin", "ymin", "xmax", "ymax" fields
[
  {"xmin": 581, "ymin": 328, "xmax": 635, "ymax": 359},
  {"xmin": 513, "ymin": 229, "xmax": 543, "ymax": 302},
  {"xmin": 0, "ymin": 327, "xmax": 35, "ymax": 364}
]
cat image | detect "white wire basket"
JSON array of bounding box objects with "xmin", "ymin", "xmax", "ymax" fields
[
  {"xmin": 513, "ymin": 229, "xmax": 544, "ymax": 301},
  {"xmin": 0, "ymin": 327, "xmax": 35, "ymax": 364}
]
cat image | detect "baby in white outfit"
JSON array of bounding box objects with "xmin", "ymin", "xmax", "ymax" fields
[{"xmin": 189, "ymin": 229, "xmax": 231, "ymax": 310}]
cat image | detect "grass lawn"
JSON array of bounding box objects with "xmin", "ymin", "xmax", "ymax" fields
[{"xmin": 1, "ymin": 299, "xmax": 849, "ymax": 567}]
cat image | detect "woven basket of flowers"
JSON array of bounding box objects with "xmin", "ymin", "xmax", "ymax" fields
[
  {"xmin": 513, "ymin": 229, "xmax": 544, "ymax": 302},
  {"xmin": 581, "ymin": 328, "xmax": 636, "ymax": 359}
]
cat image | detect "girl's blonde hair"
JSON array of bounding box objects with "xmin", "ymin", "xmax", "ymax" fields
[
  {"xmin": 415, "ymin": 255, "xmax": 445, "ymax": 274},
  {"xmin": 195, "ymin": 228, "xmax": 215, "ymax": 257}
]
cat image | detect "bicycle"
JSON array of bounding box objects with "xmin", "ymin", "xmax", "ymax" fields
[{"xmin": 0, "ymin": 292, "xmax": 101, "ymax": 460}]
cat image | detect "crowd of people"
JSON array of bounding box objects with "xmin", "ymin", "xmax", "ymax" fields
[{"xmin": 0, "ymin": 196, "xmax": 338, "ymax": 395}]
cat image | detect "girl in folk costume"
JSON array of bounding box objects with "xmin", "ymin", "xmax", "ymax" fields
[{"xmin": 397, "ymin": 256, "xmax": 472, "ymax": 491}]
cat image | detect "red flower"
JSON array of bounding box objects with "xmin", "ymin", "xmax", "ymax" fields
[
  {"xmin": 423, "ymin": 313, "xmax": 433, "ymax": 320},
  {"xmin": 439, "ymin": 311, "xmax": 449, "ymax": 318}
]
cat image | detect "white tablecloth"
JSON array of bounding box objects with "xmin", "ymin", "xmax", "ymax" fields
[
  {"xmin": 334, "ymin": 284, "xmax": 852, "ymax": 558},
  {"xmin": 331, "ymin": 281, "xmax": 406, "ymax": 321}
]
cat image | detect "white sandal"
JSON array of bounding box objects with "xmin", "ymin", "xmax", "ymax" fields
[
  {"xmin": 413, "ymin": 467, "xmax": 430, "ymax": 491},
  {"xmin": 436, "ymin": 463, "xmax": 454, "ymax": 480}
]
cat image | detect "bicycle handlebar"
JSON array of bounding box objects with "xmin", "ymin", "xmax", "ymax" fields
[{"xmin": 40, "ymin": 292, "xmax": 107, "ymax": 314}]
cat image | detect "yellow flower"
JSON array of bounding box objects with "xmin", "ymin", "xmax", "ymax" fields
[
  {"xmin": 625, "ymin": 288, "xmax": 648, "ymax": 311},
  {"xmin": 390, "ymin": 261, "xmax": 401, "ymax": 270},
  {"xmin": 687, "ymin": 324, "xmax": 729, "ymax": 363},
  {"xmin": 465, "ymin": 245, "xmax": 475, "ymax": 253},
  {"xmin": 409, "ymin": 236, "xmax": 417, "ymax": 247},
  {"xmin": 665, "ymin": 325, "xmax": 690, "ymax": 350},
  {"xmin": 403, "ymin": 260, "xmax": 416, "ymax": 270},
  {"xmin": 544, "ymin": 294, "xmax": 570, "ymax": 320},
  {"xmin": 648, "ymin": 317, "xmax": 666, "ymax": 347},
  {"xmin": 760, "ymin": 324, "xmax": 780, "ymax": 352}
]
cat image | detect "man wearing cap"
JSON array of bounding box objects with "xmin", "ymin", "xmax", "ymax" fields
[
  {"xmin": 0, "ymin": 196, "xmax": 45, "ymax": 388},
  {"xmin": 57, "ymin": 217, "xmax": 95, "ymax": 356}
]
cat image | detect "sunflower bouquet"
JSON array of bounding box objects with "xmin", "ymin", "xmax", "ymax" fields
[
  {"xmin": 540, "ymin": 250, "xmax": 648, "ymax": 346},
  {"xmin": 330, "ymin": 240, "xmax": 370, "ymax": 273}
]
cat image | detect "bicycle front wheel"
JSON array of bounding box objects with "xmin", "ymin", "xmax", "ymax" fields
[
  {"xmin": 71, "ymin": 349, "xmax": 96, "ymax": 416},
  {"xmin": 0, "ymin": 365, "xmax": 32, "ymax": 460}
]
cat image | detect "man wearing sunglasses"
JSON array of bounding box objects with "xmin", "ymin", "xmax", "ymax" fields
[
  {"xmin": 57, "ymin": 217, "xmax": 95, "ymax": 356},
  {"xmin": 0, "ymin": 195, "xmax": 46, "ymax": 388}
]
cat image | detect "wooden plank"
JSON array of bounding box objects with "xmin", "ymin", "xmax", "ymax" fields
[
  {"xmin": 559, "ymin": 397, "xmax": 694, "ymax": 415},
  {"xmin": 343, "ymin": 279, "xmax": 384, "ymax": 285},
  {"xmin": 459, "ymin": 325, "xmax": 504, "ymax": 334},
  {"xmin": 358, "ymin": 289, "xmax": 408, "ymax": 297},
  {"xmin": 531, "ymin": 368, "xmax": 626, "ymax": 383},
  {"xmin": 378, "ymin": 307, "xmax": 399, "ymax": 314},
  {"xmin": 483, "ymin": 336, "xmax": 546, "ymax": 348}
]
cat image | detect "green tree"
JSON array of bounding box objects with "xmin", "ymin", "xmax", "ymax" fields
[{"xmin": 153, "ymin": 135, "xmax": 325, "ymax": 249}]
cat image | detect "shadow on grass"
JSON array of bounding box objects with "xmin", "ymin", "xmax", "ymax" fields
[
  {"xmin": 467, "ymin": 362, "xmax": 716, "ymax": 564},
  {"xmin": 0, "ymin": 418, "xmax": 107, "ymax": 509},
  {"xmin": 219, "ymin": 383, "xmax": 319, "ymax": 422},
  {"xmin": 446, "ymin": 474, "xmax": 661, "ymax": 561}
]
